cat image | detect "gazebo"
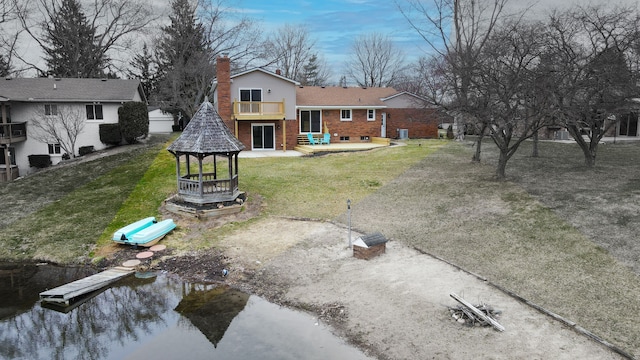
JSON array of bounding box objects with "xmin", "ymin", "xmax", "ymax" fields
[{"xmin": 167, "ymin": 100, "xmax": 245, "ymax": 205}]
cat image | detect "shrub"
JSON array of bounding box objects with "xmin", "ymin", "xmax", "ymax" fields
[
  {"xmin": 118, "ymin": 102, "xmax": 149, "ymax": 144},
  {"xmin": 99, "ymin": 123, "xmax": 122, "ymax": 145},
  {"xmin": 28, "ymin": 154, "xmax": 51, "ymax": 168},
  {"xmin": 79, "ymin": 146, "xmax": 95, "ymax": 156}
]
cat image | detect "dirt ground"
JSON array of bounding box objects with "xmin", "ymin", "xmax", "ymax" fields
[{"xmin": 117, "ymin": 214, "xmax": 624, "ymax": 360}]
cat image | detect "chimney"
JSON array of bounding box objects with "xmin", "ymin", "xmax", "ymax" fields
[
  {"xmin": 216, "ymin": 54, "xmax": 232, "ymax": 129},
  {"xmin": 275, "ymin": 69, "xmax": 281, "ymax": 76}
]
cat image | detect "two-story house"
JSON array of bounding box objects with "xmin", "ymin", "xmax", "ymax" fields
[
  {"xmin": 0, "ymin": 78, "xmax": 146, "ymax": 180},
  {"xmin": 213, "ymin": 55, "xmax": 448, "ymax": 152}
]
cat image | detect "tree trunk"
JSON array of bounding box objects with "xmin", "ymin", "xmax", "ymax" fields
[
  {"xmin": 566, "ymin": 124, "xmax": 596, "ymax": 167},
  {"xmin": 472, "ymin": 134, "xmax": 483, "ymax": 162},
  {"xmin": 581, "ymin": 144, "xmax": 597, "ymax": 167},
  {"xmin": 531, "ymin": 131, "xmax": 539, "ymax": 157},
  {"xmin": 496, "ymin": 149, "xmax": 508, "ymax": 180}
]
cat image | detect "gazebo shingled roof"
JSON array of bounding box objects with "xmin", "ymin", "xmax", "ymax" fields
[{"xmin": 167, "ymin": 100, "xmax": 245, "ymax": 154}]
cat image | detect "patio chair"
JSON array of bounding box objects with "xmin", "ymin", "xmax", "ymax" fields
[
  {"xmin": 320, "ymin": 133, "xmax": 330, "ymax": 145},
  {"xmin": 307, "ymin": 133, "xmax": 318, "ymax": 145}
]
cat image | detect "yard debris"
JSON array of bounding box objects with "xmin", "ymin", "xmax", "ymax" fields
[{"xmin": 449, "ymin": 293, "xmax": 504, "ymax": 331}]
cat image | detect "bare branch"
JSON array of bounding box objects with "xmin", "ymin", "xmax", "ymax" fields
[{"xmin": 28, "ymin": 104, "xmax": 86, "ymax": 157}]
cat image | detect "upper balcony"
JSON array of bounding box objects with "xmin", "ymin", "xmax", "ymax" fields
[
  {"xmin": 232, "ymin": 100, "xmax": 286, "ymax": 121},
  {"xmin": 0, "ymin": 122, "xmax": 27, "ymax": 145}
]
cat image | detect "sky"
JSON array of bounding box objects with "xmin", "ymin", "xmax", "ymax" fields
[
  {"xmin": 234, "ymin": 0, "xmax": 640, "ymax": 82},
  {"xmin": 234, "ymin": 0, "xmax": 430, "ymax": 79}
]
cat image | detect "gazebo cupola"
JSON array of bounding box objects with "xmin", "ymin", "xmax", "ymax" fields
[{"xmin": 167, "ymin": 100, "xmax": 245, "ymax": 205}]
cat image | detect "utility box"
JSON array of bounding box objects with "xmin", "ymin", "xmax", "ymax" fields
[{"xmin": 353, "ymin": 232, "xmax": 388, "ymax": 260}]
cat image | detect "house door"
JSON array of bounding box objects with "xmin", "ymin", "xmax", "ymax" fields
[
  {"xmin": 252, "ymin": 124, "xmax": 275, "ymax": 150},
  {"xmin": 381, "ymin": 113, "xmax": 387, "ymax": 138}
]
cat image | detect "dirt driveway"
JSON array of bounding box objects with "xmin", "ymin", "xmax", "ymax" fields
[{"xmin": 214, "ymin": 217, "xmax": 622, "ymax": 360}]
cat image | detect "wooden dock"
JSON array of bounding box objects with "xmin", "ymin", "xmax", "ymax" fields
[{"xmin": 39, "ymin": 266, "xmax": 135, "ymax": 306}]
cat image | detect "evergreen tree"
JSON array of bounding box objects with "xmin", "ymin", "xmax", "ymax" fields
[
  {"xmin": 128, "ymin": 43, "xmax": 158, "ymax": 101},
  {"xmin": 41, "ymin": 0, "xmax": 106, "ymax": 78},
  {"xmin": 155, "ymin": 0, "xmax": 214, "ymax": 117},
  {"xmin": 300, "ymin": 54, "xmax": 319, "ymax": 86}
]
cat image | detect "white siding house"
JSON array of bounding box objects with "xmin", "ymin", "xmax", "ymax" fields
[{"xmin": 0, "ymin": 78, "xmax": 146, "ymax": 180}]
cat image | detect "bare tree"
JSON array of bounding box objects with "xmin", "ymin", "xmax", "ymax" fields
[
  {"xmin": 201, "ymin": 0, "xmax": 266, "ymax": 71},
  {"xmin": 399, "ymin": 0, "xmax": 512, "ymax": 162},
  {"xmin": 14, "ymin": 0, "xmax": 156, "ymax": 76},
  {"xmin": 265, "ymin": 23, "xmax": 316, "ymax": 81},
  {"xmin": 544, "ymin": 5, "xmax": 640, "ymax": 167},
  {"xmin": 474, "ymin": 20, "xmax": 555, "ymax": 179},
  {"xmin": 0, "ymin": 0, "xmax": 22, "ymax": 75},
  {"xmin": 345, "ymin": 32, "xmax": 406, "ymax": 87},
  {"xmin": 29, "ymin": 104, "xmax": 85, "ymax": 158}
]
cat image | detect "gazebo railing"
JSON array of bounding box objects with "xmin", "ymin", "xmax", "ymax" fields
[{"xmin": 178, "ymin": 173, "xmax": 239, "ymax": 199}]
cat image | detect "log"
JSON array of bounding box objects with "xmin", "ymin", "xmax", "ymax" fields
[{"xmin": 450, "ymin": 293, "xmax": 505, "ymax": 332}]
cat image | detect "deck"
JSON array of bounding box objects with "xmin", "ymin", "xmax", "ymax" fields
[
  {"xmin": 294, "ymin": 137, "xmax": 391, "ymax": 155},
  {"xmin": 39, "ymin": 267, "xmax": 135, "ymax": 306}
]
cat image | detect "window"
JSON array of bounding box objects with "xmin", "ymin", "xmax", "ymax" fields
[
  {"xmin": 240, "ymin": 89, "xmax": 262, "ymax": 113},
  {"xmin": 367, "ymin": 109, "xmax": 375, "ymax": 121},
  {"xmin": 341, "ymin": 109, "xmax": 351, "ymax": 121},
  {"xmin": 86, "ymin": 104, "xmax": 103, "ymax": 120},
  {"xmin": 48, "ymin": 143, "xmax": 61, "ymax": 155},
  {"xmin": 300, "ymin": 110, "xmax": 321, "ymax": 133},
  {"xmin": 339, "ymin": 136, "xmax": 350, "ymax": 141},
  {"xmin": 360, "ymin": 136, "xmax": 370, "ymax": 141},
  {"xmin": 45, "ymin": 104, "xmax": 58, "ymax": 116},
  {"xmin": 240, "ymin": 89, "xmax": 262, "ymax": 102}
]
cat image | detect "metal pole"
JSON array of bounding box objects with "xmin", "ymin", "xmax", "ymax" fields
[{"xmin": 347, "ymin": 199, "xmax": 352, "ymax": 248}]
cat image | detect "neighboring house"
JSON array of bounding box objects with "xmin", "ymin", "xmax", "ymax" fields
[
  {"xmin": 0, "ymin": 77, "xmax": 146, "ymax": 180},
  {"xmin": 213, "ymin": 55, "xmax": 447, "ymax": 151}
]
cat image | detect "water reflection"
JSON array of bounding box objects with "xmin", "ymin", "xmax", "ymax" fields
[
  {"xmin": 0, "ymin": 264, "xmax": 371, "ymax": 360},
  {"xmin": 175, "ymin": 285, "xmax": 249, "ymax": 347}
]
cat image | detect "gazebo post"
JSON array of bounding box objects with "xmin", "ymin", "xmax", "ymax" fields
[
  {"xmin": 213, "ymin": 154, "xmax": 217, "ymax": 179},
  {"xmin": 175, "ymin": 153, "xmax": 181, "ymax": 182},
  {"xmin": 185, "ymin": 154, "xmax": 191, "ymax": 178},
  {"xmin": 198, "ymin": 155, "xmax": 204, "ymax": 197}
]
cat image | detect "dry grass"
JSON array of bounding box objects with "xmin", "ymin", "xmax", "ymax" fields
[{"xmin": 344, "ymin": 139, "xmax": 640, "ymax": 358}]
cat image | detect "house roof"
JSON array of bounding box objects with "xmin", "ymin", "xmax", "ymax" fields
[
  {"xmin": 0, "ymin": 78, "xmax": 145, "ymax": 103},
  {"xmin": 381, "ymin": 91, "xmax": 428, "ymax": 103},
  {"xmin": 167, "ymin": 101, "xmax": 245, "ymax": 154},
  {"xmin": 212, "ymin": 67, "xmax": 300, "ymax": 86},
  {"xmin": 296, "ymin": 86, "xmax": 399, "ymax": 108}
]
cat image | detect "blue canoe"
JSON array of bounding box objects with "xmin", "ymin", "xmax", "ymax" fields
[{"xmin": 112, "ymin": 217, "xmax": 176, "ymax": 247}]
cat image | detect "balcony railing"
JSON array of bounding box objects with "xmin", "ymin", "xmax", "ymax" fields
[
  {"xmin": 0, "ymin": 122, "xmax": 27, "ymax": 144},
  {"xmin": 232, "ymin": 101, "xmax": 285, "ymax": 120}
]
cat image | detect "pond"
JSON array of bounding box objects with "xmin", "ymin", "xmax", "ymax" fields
[{"xmin": 0, "ymin": 263, "xmax": 371, "ymax": 360}]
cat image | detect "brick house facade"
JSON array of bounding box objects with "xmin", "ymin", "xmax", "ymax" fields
[{"xmin": 214, "ymin": 56, "xmax": 450, "ymax": 151}]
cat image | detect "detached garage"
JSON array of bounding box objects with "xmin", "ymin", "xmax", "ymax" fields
[{"xmin": 148, "ymin": 108, "xmax": 174, "ymax": 133}]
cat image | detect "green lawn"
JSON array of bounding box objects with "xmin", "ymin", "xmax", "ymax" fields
[{"xmin": 0, "ymin": 139, "xmax": 442, "ymax": 263}]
